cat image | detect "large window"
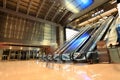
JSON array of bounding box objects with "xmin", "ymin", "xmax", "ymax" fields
[{"xmin": 65, "ymin": 28, "xmax": 79, "ymax": 41}]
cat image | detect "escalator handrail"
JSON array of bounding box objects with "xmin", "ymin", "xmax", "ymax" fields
[
  {"xmin": 88, "ymin": 16, "xmax": 114, "ymax": 52},
  {"xmin": 73, "ymin": 16, "xmax": 114, "ymax": 60},
  {"xmin": 72, "ymin": 25, "xmax": 101, "ymax": 59},
  {"xmin": 79, "ymin": 22, "xmax": 105, "ymax": 53},
  {"xmin": 60, "ymin": 27, "xmax": 92, "ymax": 54},
  {"xmin": 56, "ymin": 26, "xmax": 91, "ymax": 54},
  {"xmin": 73, "ymin": 24, "xmax": 100, "ymax": 53},
  {"xmin": 85, "ymin": 16, "xmax": 114, "ymax": 59},
  {"xmin": 54, "ymin": 26, "xmax": 89, "ymax": 54}
]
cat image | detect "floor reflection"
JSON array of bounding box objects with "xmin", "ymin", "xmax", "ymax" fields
[{"xmin": 0, "ymin": 60, "xmax": 120, "ymax": 80}]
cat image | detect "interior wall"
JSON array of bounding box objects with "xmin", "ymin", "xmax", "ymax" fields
[{"xmin": 0, "ymin": 11, "xmax": 57, "ymax": 47}]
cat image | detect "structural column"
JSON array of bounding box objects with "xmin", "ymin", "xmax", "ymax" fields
[
  {"xmin": 56, "ymin": 25, "xmax": 64, "ymax": 48},
  {"xmin": 0, "ymin": 49, "xmax": 3, "ymax": 60},
  {"xmin": 117, "ymin": 0, "xmax": 120, "ymax": 18}
]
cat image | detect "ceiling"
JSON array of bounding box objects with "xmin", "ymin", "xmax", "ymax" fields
[
  {"xmin": 0, "ymin": 0, "xmax": 112, "ymax": 26},
  {"xmin": 68, "ymin": 0, "xmax": 110, "ymax": 22},
  {"xmin": 69, "ymin": 0, "xmax": 117, "ymax": 28}
]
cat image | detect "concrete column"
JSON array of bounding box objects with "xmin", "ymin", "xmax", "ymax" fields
[
  {"xmin": 0, "ymin": 49, "xmax": 3, "ymax": 60},
  {"xmin": 59, "ymin": 25, "xmax": 64, "ymax": 47}
]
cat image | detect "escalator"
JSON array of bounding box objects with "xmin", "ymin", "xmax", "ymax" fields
[
  {"xmin": 105, "ymin": 15, "xmax": 119, "ymax": 47},
  {"xmin": 60, "ymin": 27, "xmax": 96, "ymax": 61},
  {"xmin": 72, "ymin": 23, "xmax": 100, "ymax": 54},
  {"xmin": 115, "ymin": 16, "xmax": 120, "ymax": 44},
  {"xmin": 53, "ymin": 26, "xmax": 92, "ymax": 61},
  {"xmin": 54, "ymin": 26, "xmax": 90, "ymax": 55},
  {"xmin": 72, "ymin": 16, "xmax": 114, "ymax": 62}
]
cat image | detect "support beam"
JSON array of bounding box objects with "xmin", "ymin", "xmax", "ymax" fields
[
  {"xmin": 44, "ymin": 1, "xmax": 55, "ymax": 19},
  {"xmin": 51, "ymin": 8, "xmax": 59, "ymax": 21},
  {"xmin": 58, "ymin": 10, "xmax": 68, "ymax": 23},
  {"xmin": 36, "ymin": 0, "xmax": 46, "ymax": 18},
  {"xmin": 3, "ymin": 0, "xmax": 6, "ymax": 8},
  {"xmin": 27, "ymin": 0, "xmax": 32, "ymax": 15},
  {"xmin": 0, "ymin": 7, "xmax": 60, "ymax": 26},
  {"xmin": 16, "ymin": 0, "xmax": 20, "ymax": 12}
]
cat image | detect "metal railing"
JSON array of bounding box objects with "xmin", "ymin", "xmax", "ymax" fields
[
  {"xmin": 73, "ymin": 16, "xmax": 114, "ymax": 61},
  {"xmin": 108, "ymin": 47, "xmax": 120, "ymax": 63}
]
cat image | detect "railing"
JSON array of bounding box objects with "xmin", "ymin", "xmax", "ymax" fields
[
  {"xmin": 108, "ymin": 47, "xmax": 120, "ymax": 63},
  {"xmin": 54, "ymin": 26, "xmax": 90, "ymax": 54},
  {"xmin": 73, "ymin": 16, "xmax": 114, "ymax": 61}
]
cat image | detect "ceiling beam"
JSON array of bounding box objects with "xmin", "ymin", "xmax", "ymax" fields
[
  {"xmin": 16, "ymin": 0, "xmax": 20, "ymax": 12},
  {"xmin": 44, "ymin": 1, "xmax": 55, "ymax": 19},
  {"xmin": 57, "ymin": 10, "xmax": 68, "ymax": 23},
  {"xmin": 0, "ymin": 7, "xmax": 60, "ymax": 26},
  {"xmin": 51, "ymin": 8, "xmax": 60, "ymax": 21},
  {"xmin": 27, "ymin": 0, "xmax": 32, "ymax": 15},
  {"xmin": 3, "ymin": 0, "xmax": 6, "ymax": 8},
  {"xmin": 36, "ymin": 0, "xmax": 46, "ymax": 18}
]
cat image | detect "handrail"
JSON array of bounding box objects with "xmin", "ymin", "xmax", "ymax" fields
[
  {"xmin": 54, "ymin": 26, "xmax": 91, "ymax": 54},
  {"xmin": 73, "ymin": 16, "xmax": 114, "ymax": 60},
  {"xmin": 60, "ymin": 27, "xmax": 92, "ymax": 54},
  {"xmin": 73, "ymin": 24, "xmax": 100, "ymax": 53},
  {"xmin": 54, "ymin": 26, "xmax": 87, "ymax": 54},
  {"xmin": 72, "ymin": 22, "xmax": 103, "ymax": 59}
]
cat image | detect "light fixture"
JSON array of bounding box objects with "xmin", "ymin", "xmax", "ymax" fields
[
  {"xmin": 20, "ymin": 47, "xmax": 23, "ymax": 50},
  {"xmin": 9, "ymin": 46, "xmax": 12, "ymax": 49},
  {"xmin": 64, "ymin": 0, "xmax": 94, "ymax": 13},
  {"xmin": 29, "ymin": 47, "xmax": 32, "ymax": 50},
  {"xmin": 65, "ymin": 0, "xmax": 79, "ymax": 13}
]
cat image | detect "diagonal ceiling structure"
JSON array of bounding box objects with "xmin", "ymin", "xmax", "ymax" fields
[
  {"xmin": 0, "ymin": 0, "xmax": 112, "ymax": 26},
  {"xmin": 69, "ymin": 0, "xmax": 109, "ymax": 20},
  {"xmin": 0, "ymin": 0, "xmax": 73, "ymax": 26}
]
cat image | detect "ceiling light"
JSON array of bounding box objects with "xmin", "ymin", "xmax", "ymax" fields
[
  {"xmin": 9, "ymin": 46, "xmax": 12, "ymax": 49},
  {"xmin": 29, "ymin": 47, "xmax": 32, "ymax": 50},
  {"xmin": 20, "ymin": 47, "xmax": 23, "ymax": 50},
  {"xmin": 65, "ymin": 0, "xmax": 79, "ymax": 13},
  {"xmin": 63, "ymin": 0, "xmax": 94, "ymax": 13}
]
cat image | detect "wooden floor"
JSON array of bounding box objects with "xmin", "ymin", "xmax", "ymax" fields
[{"xmin": 0, "ymin": 61, "xmax": 120, "ymax": 80}]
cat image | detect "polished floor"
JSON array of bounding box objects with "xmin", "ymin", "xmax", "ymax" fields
[{"xmin": 0, "ymin": 61, "xmax": 120, "ymax": 80}]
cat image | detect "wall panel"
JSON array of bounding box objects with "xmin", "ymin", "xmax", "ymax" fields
[{"xmin": 0, "ymin": 11, "xmax": 57, "ymax": 47}]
